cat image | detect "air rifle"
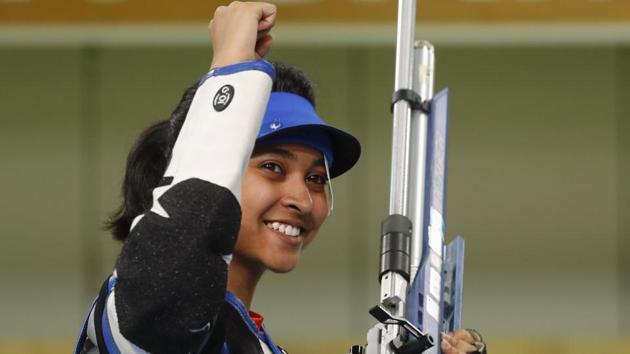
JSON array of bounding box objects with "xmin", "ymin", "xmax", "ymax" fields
[{"xmin": 349, "ymin": 1, "xmax": 465, "ymax": 353}]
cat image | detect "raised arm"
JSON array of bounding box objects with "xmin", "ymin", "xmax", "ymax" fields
[{"xmin": 76, "ymin": 3, "xmax": 277, "ymax": 354}]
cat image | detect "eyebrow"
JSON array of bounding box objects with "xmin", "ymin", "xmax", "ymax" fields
[{"xmin": 254, "ymin": 146, "xmax": 325, "ymax": 168}]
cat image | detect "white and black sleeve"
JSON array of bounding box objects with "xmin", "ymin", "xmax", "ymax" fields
[{"xmin": 78, "ymin": 60, "xmax": 274, "ymax": 354}]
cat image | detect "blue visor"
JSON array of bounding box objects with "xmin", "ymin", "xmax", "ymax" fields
[{"xmin": 256, "ymin": 92, "xmax": 361, "ymax": 179}]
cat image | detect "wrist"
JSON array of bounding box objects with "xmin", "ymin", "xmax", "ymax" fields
[
  {"xmin": 210, "ymin": 53, "xmax": 256, "ymax": 70},
  {"xmin": 201, "ymin": 60, "xmax": 275, "ymax": 85}
]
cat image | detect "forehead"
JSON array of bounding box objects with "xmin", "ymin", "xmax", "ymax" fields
[{"xmin": 252, "ymin": 143, "xmax": 324, "ymax": 164}]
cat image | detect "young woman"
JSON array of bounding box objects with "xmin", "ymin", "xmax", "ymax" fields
[{"xmin": 74, "ymin": 2, "xmax": 485, "ymax": 353}]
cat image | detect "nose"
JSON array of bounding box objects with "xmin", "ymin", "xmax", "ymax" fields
[{"xmin": 281, "ymin": 175, "xmax": 313, "ymax": 215}]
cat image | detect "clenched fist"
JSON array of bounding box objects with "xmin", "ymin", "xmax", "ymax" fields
[{"xmin": 209, "ymin": 1, "xmax": 277, "ymax": 69}]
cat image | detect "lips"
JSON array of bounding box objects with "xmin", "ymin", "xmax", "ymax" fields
[{"xmin": 265, "ymin": 221, "xmax": 303, "ymax": 237}]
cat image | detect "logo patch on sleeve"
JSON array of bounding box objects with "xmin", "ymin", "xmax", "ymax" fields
[{"xmin": 213, "ymin": 85, "xmax": 235, "ymax": 112}]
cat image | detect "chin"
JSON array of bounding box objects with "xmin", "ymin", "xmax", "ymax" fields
[
  {"xmin": 266, "ymin": 256, "xmax": 300, "ymax": 273},
  {"xmin": 269, "ymin": 266, "xmax": 295, "ymax": 274}
]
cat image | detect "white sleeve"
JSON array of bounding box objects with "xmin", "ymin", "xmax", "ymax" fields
[{"xmin": 141, "ymin": 60, "xmax": 273, "ymax": 221}]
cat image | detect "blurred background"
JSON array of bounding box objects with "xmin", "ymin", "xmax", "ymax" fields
[{"xmin": 1, "ymin": 0, "xmax": 630, "ymax": 353}]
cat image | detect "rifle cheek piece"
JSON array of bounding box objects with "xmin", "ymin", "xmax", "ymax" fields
[{"xmin": 379, "ymin": 214, "xmax": 412, "ymax": 282}]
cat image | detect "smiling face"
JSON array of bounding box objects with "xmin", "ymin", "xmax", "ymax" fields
[{"xmin": 234, "ymin": 143, "xmax": 330, "ymax": 274}]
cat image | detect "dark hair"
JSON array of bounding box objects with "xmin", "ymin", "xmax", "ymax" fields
[{"xmin": 106, "ymin": 62, "xmax": 316, "ymax": 241}]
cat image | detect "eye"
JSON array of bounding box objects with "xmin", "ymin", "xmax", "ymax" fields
[
  {"xmin": 306, "ymin": 173, "xmax": 329, "ymax": 185},
  {"xmin": 260, "ymin": 161, "xmax": 283, "ymax": 174}
]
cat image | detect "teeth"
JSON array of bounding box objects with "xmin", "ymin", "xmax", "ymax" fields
[{"xmin": 266, "ymin": 221, "xmax": 302, "ymax": 237}]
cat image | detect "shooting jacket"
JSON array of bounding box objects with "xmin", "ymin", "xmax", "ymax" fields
[{"xmin": 74, "ymin": 61, "xmax": 286, "ymax": 354}]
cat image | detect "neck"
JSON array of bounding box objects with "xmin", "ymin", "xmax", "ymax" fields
[{"xmin": 227, "ymin": 255, "xmax": 265, "ymax": 309}]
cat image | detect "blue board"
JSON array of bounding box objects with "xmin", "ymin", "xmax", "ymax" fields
[{"xmin": 405, "ymin": 89, "xmax": 465, "ymax": 353}]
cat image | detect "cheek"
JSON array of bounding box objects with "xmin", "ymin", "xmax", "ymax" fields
[
  {"xmin": 303, "ymin": 197, "xmax": 329, "ymax": 246},
  {"xmin": 313, "ymin": 193, "xmax": 330, "ymax": 223},
  {"xmin": 236, "ymin": 173, "xmax": 275, "ymax": 254},
  {"xmin": 240, "ymin": 171, "xmax": 275, "ymax": 223}
]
